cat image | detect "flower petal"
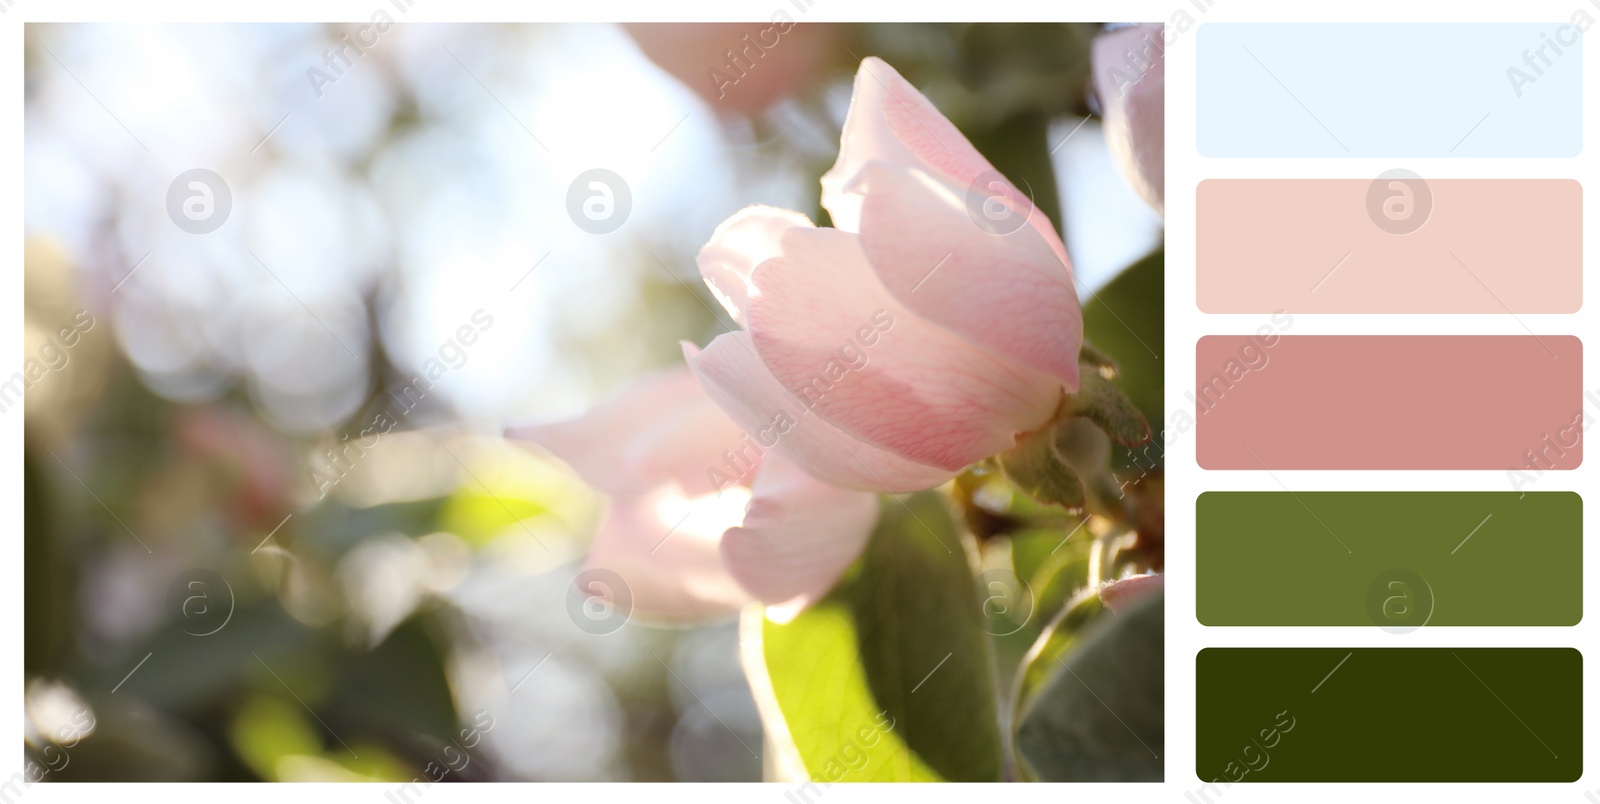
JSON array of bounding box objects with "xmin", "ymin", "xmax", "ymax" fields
[
  {"xmin": 719, "ymin": 456, "xmax": 879, "ymax": 622},
  {"xmin": 684, "ymin": 332, "xmax": 955, "ymax": 492},
  {"xmin": 581, "ymin": 486, "xmax": 754, "ymax": 623},
  {"xmin": 1098, "ymin": 573, "xmax": 1164, "ymax": 615},
  {"xmin": 1093, "ymin": 24, "xmax": 1165, "ymax": 216},
  {"xmin": 821, "ymin": 56, "xmax": 1071, "ymax": 269},
  {"xmin": 697, "ymin": 205, "xmax": 815, "ymax": 323},
  {"xmin": 506, "ymin": 366, "xmax": 757, "ymax": 498},
  {"xmin": 852, "ymin": 161, "xmax": 1082, "ymax": 388},
  {"xmin": 744, "ymin": 226, "xmax": 1062, "ymax": 470},
  {"xmin": 822, "ymin": 57, "xmax": 993, "ymax": 231}
]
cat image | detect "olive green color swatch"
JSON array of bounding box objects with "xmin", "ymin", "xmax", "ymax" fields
[
  {"xmin": 1195, "ymin": 648, "xmax": 1582, "ymax": 782},
  {"xmin": 1197, "ymin": 492, "xmax": 1581, "ymax": 626}
]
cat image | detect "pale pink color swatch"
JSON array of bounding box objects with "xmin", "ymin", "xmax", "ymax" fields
[
  {"xmin": 1196, "ymin": 336, "xmax": 1583, "ymax": 470},
  {"xmin": 1197, "ymin": 179, "xmax": 1581, "ymax": 313}
]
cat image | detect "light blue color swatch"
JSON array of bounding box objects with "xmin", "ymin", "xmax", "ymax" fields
[{"xmin": 1197, "ymin": 23, "xmax": 1582, "ymax": 157}]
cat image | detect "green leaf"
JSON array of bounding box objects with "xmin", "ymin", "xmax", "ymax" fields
[
  {"xmin": 753, "ymin": 492, "xmax": 1003, "ymax": 782},
  {"xmin": 1016, "ymin": 590, "xmax": 1164, "ymax": 781},
  {"xmin": 1083, "ymin": 248, "xmax": 1163, "ymax": 434},
  {"xmin": 998, "ymin": 427, "xmax": 1086, "ymax": 511},
  {"xmin": 1068, "ymin": 372, "xmax": 1152, "ymax": 448}
]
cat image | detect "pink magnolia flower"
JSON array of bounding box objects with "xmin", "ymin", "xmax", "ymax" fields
[
  {"xmin": 1092, "ymin": 24, "xmax": 1165, "ymax": 216},
  {"xmin": 688, "ymin": 57, "xmax": 1083, "ymax": 491},
  {"xmin": 509, "ymin": 57, "xmax": 1087, "ymax": 624},
  {"xmin": 508, "ymin": 366, "xmax": 878, "ymax": 624}
]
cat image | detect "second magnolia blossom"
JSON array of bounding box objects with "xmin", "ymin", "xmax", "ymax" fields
[
  {"xmin": 1092, "ymin": 23, "xmax": 1165, "ymax": 216},
  {"xmin": 687, "ymin": 57, "xmax": 1084, "ymax": 493},
  {"xmin": 509, "ymin": 366, "xmax": 881, "ymax": 623}
]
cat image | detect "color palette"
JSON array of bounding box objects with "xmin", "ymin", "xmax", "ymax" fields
[
  {"xmin": 1195, "ymin": 648, "xmax": 1582, "ymax": 782},
  {"xmin": 1195, "ymin": 335, "xmax": 1583, "ymax": 470},
  {"xmin": 1196, "ymin": 23, "xmax": 1583, "ymax": 157},
  {"xmin": 1193, "ymin": 21, "xmax": 1586, "ymax": 787},
  {"xmin": 1197, "ymin": 492, "xmax": 1582, "ymax": 626},
  {"xmin": 1196, "ymin": 179, "xmax": 1582, "ymax": 313}
]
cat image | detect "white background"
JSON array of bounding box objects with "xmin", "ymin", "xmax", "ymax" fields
[{"xmin": 4, "ymin": 0, "xmax": 1593, "ymax": 801}]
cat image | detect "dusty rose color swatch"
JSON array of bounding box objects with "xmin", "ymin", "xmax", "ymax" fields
[
  {"xmin": 1196, "ymin": 179, "xmax": 1582, "ymax": 313},
  {"xmin": 1195, "ymin": 336, "xmax": 1584, "ymax": 470}
]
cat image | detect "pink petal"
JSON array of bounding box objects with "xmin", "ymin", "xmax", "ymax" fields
[
  {"xmin": 580, "ymin": 487, "xmax": 754, "ymax": 623},
  {"xmin": 852, "ymin": 161, "xmax": 1082, "ymax": 388},
  {"xmin": 623, "ymin": 23, "xmax": 841, "ymax": 115},
  {"xmin": 821, "ymin": 56, "xmax": 1072, "ymax": 270},
  {"xmin": 1099, "ymin": 573, "xmax": 1164, "ymax": 615},
  {"xmin": 744, "ymin": 226, "xmax": 1062, "ymax": 471},
  {"xmin": 506, "ymin": 366, "xmax": 757, "ymax": 498},
  {"xmin": 719, "ymin": 455, "xmax": 879, "ymax": 622},
  {"xmin": 1093, "ymin": 25, "xmax": 1165, "ymax": 216},
  {"xmin": 684, "ymin": 332, "xmax": 955, "ymax": 493},
  {"xmin": 696, "ymin": 205, "xmax": 815, "ymax": 323}
]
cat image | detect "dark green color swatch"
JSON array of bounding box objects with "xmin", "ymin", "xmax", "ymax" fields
[
  {"xmin": 1195, "ymin": 648, "xmax": 1582, "ymax": 782},
  {"xmin": 1197, "ymin": 492, "xmax": 1581, "ymax": 626}
]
